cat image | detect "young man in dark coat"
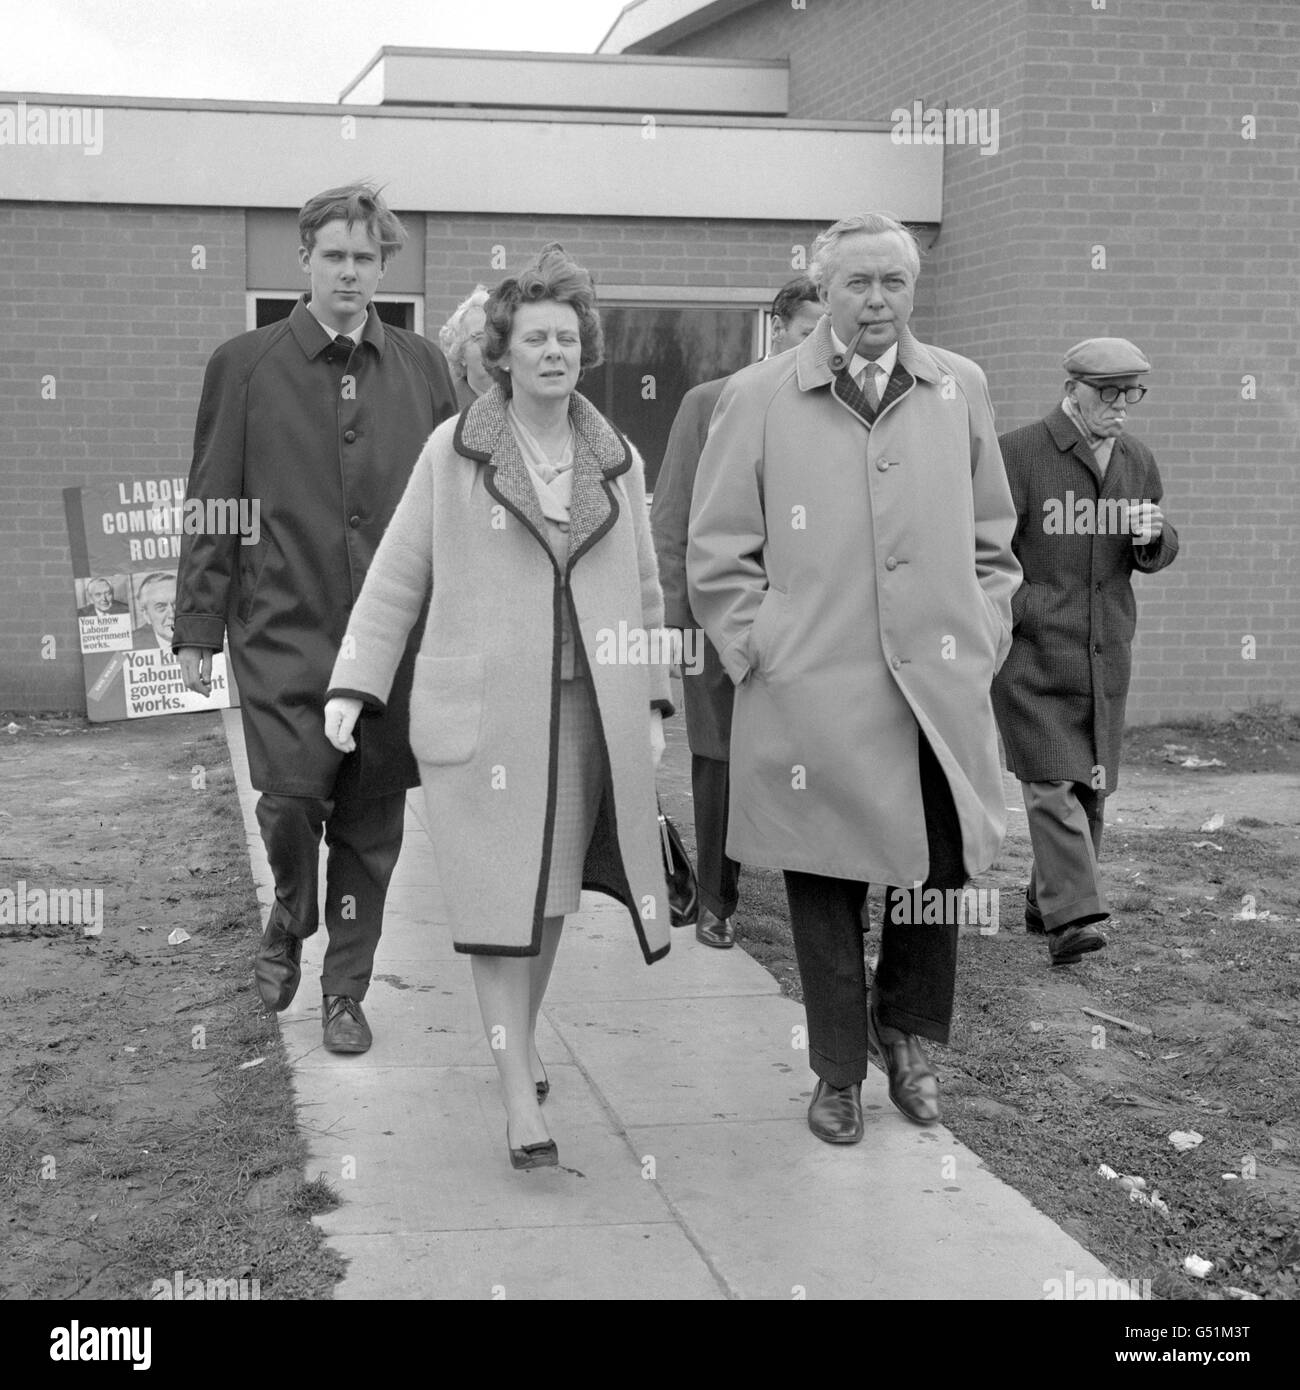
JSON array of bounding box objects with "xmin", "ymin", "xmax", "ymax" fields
[
  {"xmin": 174, "ymin": 183, "xmax": 457, "ymax": 1051},
  {"xmin": 650, "ymin": 277, "xmax": 821, "ymax": 949},
  {"xmin": 991, "ymin": 337, "xmax": 1179, "ymax": 966}
]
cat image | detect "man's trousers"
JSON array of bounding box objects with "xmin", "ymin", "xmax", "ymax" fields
[
  {"xmin": 782, "ymin": 733, "xmax": 965, "ymax": 1090},
  {"xmin": 1022, "ymin": 779, "xmax": 1109, "ymax": 931},
  {"xmin": 691, "ymin": 753, "xmax": 740, "ymax": 920},
  {"xmin": 254, "ymin": 788, "xmax": 407, "ymax": 1000}
]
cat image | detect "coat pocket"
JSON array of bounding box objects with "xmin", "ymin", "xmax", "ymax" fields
[
  {"xmin": 746, "ymin": 587, "xmax": 787, "ymax": 675},
  {"xmin": 408, "ymin": 654, "xmax": 484, "ymax": 765}
]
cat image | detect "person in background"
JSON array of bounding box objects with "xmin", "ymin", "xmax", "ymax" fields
[
  {"xmin": 325, "ymin": 244, "xmax": 672, "ymax": 1172},
  {"xmin": 650, "ymin": 275, "xmax": 821, "ymax": 949},
  {"xmin": 438, "ymin": 284, "xmax": 494, "ymax": 410},
  {"xmin": 175, "ymin": 182, "xmax": 457, "ymax": 1054},
  {"xmin": 992, "ymin": 337, "xmax": 1179, "ymax": 966}
]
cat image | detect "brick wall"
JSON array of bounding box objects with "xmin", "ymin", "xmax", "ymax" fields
[
  {"xmin": 0, "ymin": 204, "xmax": 245, "ymax": 712},
  {"xmin": 664, "ymin": 0, "xmax": 1300, "ymax": 719}
]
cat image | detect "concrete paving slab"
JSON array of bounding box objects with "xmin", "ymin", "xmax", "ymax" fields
[
  {"xmin": 327, "ymin": 1226, "xmax": 725, "ymax": 1300},
  {"xmin": 631, "ymin": 1117, "xmax": 1113, "ymax": 1300},
  {"xmin": 548, "ymin": 994, "xmax": 813, "ymax": 1127},
  {"xmin": 303, "ymin": 1066, "xmax": 673, "ymax": 1235},
  {"xmin": 545, "ymin": 914, "xmax": 779, "ymax": 1004}
]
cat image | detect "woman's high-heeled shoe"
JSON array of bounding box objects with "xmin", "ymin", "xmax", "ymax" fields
[{"xmin": 507, "ymin": 1121, "xmax": 558, "ymax": 1170}]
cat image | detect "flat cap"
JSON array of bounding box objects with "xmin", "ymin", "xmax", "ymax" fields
[{"xmin": 1063, "ymin": 337, "xmax": 1151, "ymax": 379}]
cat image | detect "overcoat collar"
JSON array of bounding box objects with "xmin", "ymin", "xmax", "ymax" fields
[
  {"xmin": 455, "ymin": 384, "xmax": 632, "ymax": 566},
  {"xmin": 1045, "ymin": 402, "xmax": 1117, "ymax": 490},
  {"xmin": 796, "ymin": 315, "xmax": 945, "ymax": 393},
  {"xmin": 289, "ymin": 296, "xmax": 388, "ymax": 361}
]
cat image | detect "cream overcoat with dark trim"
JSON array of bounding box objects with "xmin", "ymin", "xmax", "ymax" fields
[
  {"xmin": 327, "ymin": 385, "xmax": 673, "ymax": 960},
  {"xmin": 687, "ymin": 318, "xmax": 1021, "ymax": 885}
]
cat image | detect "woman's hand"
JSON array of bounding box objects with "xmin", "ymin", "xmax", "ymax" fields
[
  {"xmin": 650, "ymin": 709, "xmax": 665, "ymax": 770},
  {"xmin": 324, "ymin": 696, "xmax": 363, "ymax": 753}
]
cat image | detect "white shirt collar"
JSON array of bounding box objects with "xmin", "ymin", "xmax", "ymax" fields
[
  {"xmin": 307, "ymin": 298, "xmax": 365, "ymax": 344},
  {"xmin": 829, "ymin": 328, "xmax": 897, "ymax": 383}
]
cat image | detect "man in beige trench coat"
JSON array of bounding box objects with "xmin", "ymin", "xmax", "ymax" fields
[{"xmin": 688, "ymin": 213, "xmax": 1021, "ymax": 1144}]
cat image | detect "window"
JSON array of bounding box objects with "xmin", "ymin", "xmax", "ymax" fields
[
  {"xmin": 245, "ymin": 293, "xmax": 424, "ymax": 334},
  {"xmin": 581, "ymin": 303, "xmax": 762, "ymax": 491}
]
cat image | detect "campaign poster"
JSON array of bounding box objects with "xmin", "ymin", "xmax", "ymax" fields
[{"xmin": 63, "ymin": 478, "xmax": 241, "ymax": 722}]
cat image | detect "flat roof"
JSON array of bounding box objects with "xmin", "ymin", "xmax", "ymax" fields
[
  {"xmin": 598, "ymin": 0, "xmax": 764, "ymax": 55},
  {"xmin": 0, "ymin": 92, "xmax": 942, "ymax": 224},
  {"xmin": 338, "ymin": 45, "xmax": 788, "ymax": 116}
]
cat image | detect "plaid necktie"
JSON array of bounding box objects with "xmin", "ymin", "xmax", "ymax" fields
[{"xmin": 858, "ymin": 363, "xmax": 881, "ymax": 412}]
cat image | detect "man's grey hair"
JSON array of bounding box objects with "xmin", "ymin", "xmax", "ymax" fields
[{"xmin": 809, "ymin": 213, "xmax": 922, "ymax": 289}]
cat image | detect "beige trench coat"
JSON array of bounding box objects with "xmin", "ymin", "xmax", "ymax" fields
[
  {"xmin": 328, "ymin": 386, "xmax": 674, "ymax": 960},
  {"xmin": 686, "ymin": 317, "xmax": 1021, "ymax": 885}
]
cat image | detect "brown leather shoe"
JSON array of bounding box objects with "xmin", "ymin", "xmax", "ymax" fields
[
  {"xmin": 322, "ymin": 995, "xmax": 372, "ymax": 1054},
  {"xmin": 695, "ymin": 909, "xmax": 735, "ymax": 949},
  {"xmin": 807, "ymin": 1078, "xmax": 864, "ymax": 1144},
  {"xmin": 1048, "ymin": 921, "xmax": 1107, "ymax": 966},
  {"xmin": 866, "ymin": 1005, "xmax": 940, "ymax": 1125},
  {"xmin": 254, "ymin": 918, "xmax": 303, "ymax": 1011}
]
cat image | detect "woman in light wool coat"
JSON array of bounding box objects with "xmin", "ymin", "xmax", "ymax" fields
[{"xmin": 324, "ymin": 246, "xmax": 673, "ymax": 1171}]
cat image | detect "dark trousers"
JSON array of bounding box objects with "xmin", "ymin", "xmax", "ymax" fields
[
  {"xmin": 691, "ymin": 753, "xmax": 740, "ymax": 919},
  {"xmin": 255, "ymin": 788, "xmax": 407, "ymax": 1001},
  {"xmin": 783, "ymin": 733, "xmax": 965, "ymax": 1089}
]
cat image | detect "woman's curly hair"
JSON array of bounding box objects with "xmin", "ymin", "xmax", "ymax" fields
[{"xmin": 482, "ymin": 243, "xmax": 604, "ymax": 393}]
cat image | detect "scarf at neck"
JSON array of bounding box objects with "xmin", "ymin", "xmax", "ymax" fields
[{"xmin": 507, "ymin": 401, "xmax": 575, "ymax": 525}]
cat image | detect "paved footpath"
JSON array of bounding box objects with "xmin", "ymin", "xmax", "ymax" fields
[{"xmin": 222, "ymin": 710, "xmax": 1117, "ymax": 1300}]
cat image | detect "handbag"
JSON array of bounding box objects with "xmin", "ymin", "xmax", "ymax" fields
[{"xmin": 657, "ymin": 801, "xmax": 700, "ymax": 928}]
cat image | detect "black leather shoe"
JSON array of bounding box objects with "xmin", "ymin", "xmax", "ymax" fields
[
  {"xmin": 1048, "ymin": 921, "xmax": 1107, "ymax": 966},
  {"xmin": 695, "ymin": 909, "xmax": 735, "ymax": 949},
  {"xmin": 508, "ymin": 1122, "xmax": 558, "ymax": 1170},
  {"xmin": 322, "ymin": 995, "xmax": 372, "ymax": 1053},
  {"xmin": 254, "ymin": 918, "xmax": 303, "ymax": 1011},
  {"xmin": 807, "ymin": 1078, "xmax": 864, "ymax": 1144},
  {"xmin": 866, "ymin": 1005, "xmax": 940, "ymax": 1125}
]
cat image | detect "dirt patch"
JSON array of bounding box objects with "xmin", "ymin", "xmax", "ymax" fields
[
  {"xmin": 0, "ymin": 710, "xmax": 344, "ymax": 1300},
  {"xmin": 659, "ymin": 703, "xmax": 1300, "ymax": 1300}
]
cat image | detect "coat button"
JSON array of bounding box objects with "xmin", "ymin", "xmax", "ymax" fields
[
  {"xmin": 885, "ymin": 556, "xmax": 898, "ymax": 571},
  {"xmin": 1095, "ymin": 582, "xmax": 1103, "ymax": 592},
  {"xmin": 349, "ymin": 515, "xmax": 362, "ymax": 528},
  {"xmin": 344, "ymin": 430, "xmax": 357, "ymax": 443},
  {"xmin": 1093, "ymin": 643, "xmax": 1102, "ymax": 654},
  {"xmin": 891, "ymin": 655, "xmax": 903, "ymax": 670},
  {"xmin": 876, "ymin": 459, "xmax": 891, "ymax": 472}
]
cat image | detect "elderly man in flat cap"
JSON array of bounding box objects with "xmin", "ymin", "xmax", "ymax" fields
[{"xmin": 992, "ymin": 337, "xmax": 1179, "ymax": 965}]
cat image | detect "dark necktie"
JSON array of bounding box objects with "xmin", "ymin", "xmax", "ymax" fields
[{"xmin": 833, "ymin": 364, "xmax": 878, "ymax": 424}]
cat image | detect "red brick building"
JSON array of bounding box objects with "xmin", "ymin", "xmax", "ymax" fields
[{"xmin": 3, "ymin": 0, "xmax": 1296, "ymax": 718}]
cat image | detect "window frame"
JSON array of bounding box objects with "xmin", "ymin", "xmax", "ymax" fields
[{"xmin": 244, "ymin": 291, "xmax": 425, "ymax": 335}]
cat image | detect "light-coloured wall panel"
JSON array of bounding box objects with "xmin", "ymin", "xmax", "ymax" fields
[{"xmin": 0, "ymin": 97, "xmax": 942, "ymax": 224}]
